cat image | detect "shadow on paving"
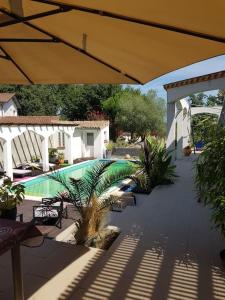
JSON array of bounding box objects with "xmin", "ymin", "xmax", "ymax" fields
[
  {"xmin": 0, "ymin": 239, "xmax": 94, "ymax": 300},
  {"xmin": 57, "ymin": 231, "xmax": 225, "ymax": 300}
]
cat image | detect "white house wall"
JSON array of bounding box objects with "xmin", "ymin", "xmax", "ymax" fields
[
  {"xmin": 2, "ymin": 100, "xmax": 18, "ymax": 116},
  {"xmin": 73, "ymin": 130, "xmax": 82, "ymax": 159}
]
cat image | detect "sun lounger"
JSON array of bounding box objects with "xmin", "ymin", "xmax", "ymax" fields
[{"xmin": 12, "ymin": 169, "xmax": 32, "ymax": 177}]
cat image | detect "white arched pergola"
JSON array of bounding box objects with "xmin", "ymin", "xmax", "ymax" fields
[
  {"xmin": 164, "ymin": 70, "xmax": 225, "ymax": 159},
  {"xmin": 0, "ymin": 123, "xmax": 74, "ymax": 178}
]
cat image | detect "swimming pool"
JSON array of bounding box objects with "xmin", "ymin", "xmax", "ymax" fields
[{"xmin": 24, "ymin": 160, "xmax": 133, "ymax": 198}]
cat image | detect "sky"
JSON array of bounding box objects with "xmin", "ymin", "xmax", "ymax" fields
[{"xmin": 127, "ymin": 55, "xmax": 225, "ymax": 99}]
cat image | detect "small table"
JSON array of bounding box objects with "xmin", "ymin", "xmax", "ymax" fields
[{"xmin": 0, "ymin": 219, "xmax": 44, "ymax": 300}]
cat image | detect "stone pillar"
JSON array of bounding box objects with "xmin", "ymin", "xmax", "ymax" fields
[
  {"xmin": 41, "ymin": 136, "xmax": 49, "ymax": 172},
  {"xmin": 182, "ymin": 109, "xmax": 191, "ymax": 149},
  {"xmin": 166, "ymin": 102, "xmax": 176, "ymax": 159},
  {"xmin": 3, "ymin": 139, "xmax": 13, "ymax": 179},
  {"xmin": 176, "ymin": 110, "xmax": 183, "ymax": 159},
  {"xmin": 67, "ymin": 134, "xmax": 73, "ymax": 164}
]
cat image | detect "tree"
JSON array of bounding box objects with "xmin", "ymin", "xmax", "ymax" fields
[
  {"xmin": 111, "ymin": 89, "xmax": 166, "ymax": 140},
  {"xmin": 218, "ymin": 89, "xmax": 225, "ymax": 125},
  {"xmin": 188, "ymin": 93, "xmax": 207, "ymax": 107},
  {"xmin": 0, "ymin": 84, "xmax": 121, "ymax": 120},
  {"xmin": 102, "ymin": 90, "xmax": 126, "ymax": 141},
  {"xmin": 0, "ymin": 84, "xmax": 62, "ymax": 116},
  {"xmin": 191, "ymin": 114, "xmax": 218, "ymax": 144}
]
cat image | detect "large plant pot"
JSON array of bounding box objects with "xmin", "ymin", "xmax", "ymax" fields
[
  {"xmin": 0, "ymin": 206, "xmax": 17, "ymax": 220},
  {"xmin": 183, "ymin": 147, "xmax": 192, "ymax": 156},
  {"xmin": 49, "ymin": 155, "xmax": 57, "ymax": 163},
  {"xmin": 106, "ymin": 150, "xmax": 112, "ymax": 159}
]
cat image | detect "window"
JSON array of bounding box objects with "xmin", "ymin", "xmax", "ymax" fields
[{"xmin": 87, "ymin": 133, "xmax": 94, "ymax": 146}]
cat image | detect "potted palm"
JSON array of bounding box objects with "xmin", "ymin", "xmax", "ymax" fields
[
  {"xmin": 57, "ymin": 152, "xmax": 65, "ymax": 164},
  {"xmin": 183, "ymin": 145, "xmax": 192, "ymax": 156},
  {"xmin": 106, "ymin": 142, "xmax": 114, "ymax": 159},
  {"xmin": 49, "ymin": 161, "xmax": 134, "ymax": 247},
  {"xmin": 49, "ymin": 148, "xmax": 58, "ymax": 163},
  {"xmin": 0, "ymin": 177, "xmax": 25, "ymax": 220}
]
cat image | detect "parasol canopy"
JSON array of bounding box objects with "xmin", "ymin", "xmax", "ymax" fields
[{"xmin": 0, "ymin": 0, "xmax": 224, "ymax": 84}]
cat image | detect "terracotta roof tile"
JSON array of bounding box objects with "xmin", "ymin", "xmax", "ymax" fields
[
  {"xmin": 0, "ymin": 93, "xmax": 15, "ymax": 103},
  {"xmin": 0, "ymin": 116, "xmax": 75, "ymax": 125},
  {"xmin": 164, "ymin": 70, "xmax": 225, "ymax": 90},
  {"xmin": 75, "ymin": 120, "xmax": 109, "ymax": 129},
  {"xmin": 0, "ymin": 117, "xmax": 109, "ymax": 128}
]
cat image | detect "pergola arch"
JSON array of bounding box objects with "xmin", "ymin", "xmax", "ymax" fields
[
  {"xmin": 165, "ymin": 71, "xmax": 225, "ymax": 103},
  {"xmin": 191, "ymin": 106, "xmax": 222, "ymax": 117},
  {"xmin": 0, "ymin": 124, "xmax": 74, "ymax": 178},
  {"xmin": 165, "ymin": 70, "xmax": 225, "ymax": 159},
  {"xmin": 11, "ymin": 129, "xmax": 44, "ymax": 166}
]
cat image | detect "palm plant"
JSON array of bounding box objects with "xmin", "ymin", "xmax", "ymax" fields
[
  {"xmin": 49, "ymin": 161, "xmax": 135, "ymax": 244},
  {"xmin": 132, "ymin": 136, "xmax": 177, "ymax": 193}
]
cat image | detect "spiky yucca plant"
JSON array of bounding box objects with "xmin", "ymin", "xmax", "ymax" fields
[
  {"xmin": 132, "ymin": 136, "xmax": 177, "ymax": 193},
  {"xmin": 49, "ymin": 161, "xmax": 135, "ymax": 244}
]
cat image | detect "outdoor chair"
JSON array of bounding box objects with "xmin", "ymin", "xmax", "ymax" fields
[{"xmin": 33, "ymin": 197, "xmax": 68, "ymax": 229}]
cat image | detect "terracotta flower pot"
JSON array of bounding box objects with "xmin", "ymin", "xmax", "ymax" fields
[{"xmin": 183, "ymin": 146, "xmax": 192, "ymax": 156}]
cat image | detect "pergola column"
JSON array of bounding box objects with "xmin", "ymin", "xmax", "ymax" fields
[
  {"xmin": 166, "ymin": 102, "xmax": 176, "ymax": 159},
  {"xmin": 176, "ymin": 110, "xmax": 183, "ymax": 159},
  {"xmin": 67, "ymin": 134, "xmax": 73, "ymax": 164},
  {"xmin": 41, "ymin": 136, "xmax": 49, "ymax": 172},
  {"xmin": 182, "ymin": 110, "xmax": 191, "ymax": 149},
  {"xmin": 3, "ymin": 139, "xmax": 13, "ymax": 179}
]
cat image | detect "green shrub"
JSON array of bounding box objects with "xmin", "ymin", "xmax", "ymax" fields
[
  {"xmin": 196, "ymin": 125, "xmax": 225, "ymax": 236},
  {"xmin": 132, "ymin": 136, "xmax": 177, "ymax": 193}
]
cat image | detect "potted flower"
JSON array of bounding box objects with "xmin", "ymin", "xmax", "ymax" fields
[
  {"xmin": 31, "ymin": 155, "xmax": 40, "ymax": 163},
  {"xmin": 183, "ymin": 145, "xmax": 192, "ymax": 156},
  {"xmin": 58, "ymin": 152, "xmax": 65, "ymax": 164},
  {"xmin": 106, "ymin": 142, "xmax": 114, "ymax": 159},
  {"xmin": 0, "ymin": 177, "xmax": 25, "ymax": 220},
  {"xmin": 49, "ymin": 148, "xmax": 58, "ymax": 163}
]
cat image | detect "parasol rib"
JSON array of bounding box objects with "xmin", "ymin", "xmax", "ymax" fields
[
  {"xmin": 0, "ymin": 38, "xmax": 58, "ymax": 42},
  {"xmin": 0, "ymin": 54, "xmax": 9, "ymax": 60},
  {"xmin": 0, "ymin": 45, "xmax": 33, "ymax": 84},
  {"xmin": 0, "ymin": 7, "xmax": 71, "ymax": 28},
  {"xmin": 32, "ymin": 0, "xmax": 225, "ymax": 45},
  {"xmin": 0, "ymin": 8, "xmax": 141, "ymax": 84}
]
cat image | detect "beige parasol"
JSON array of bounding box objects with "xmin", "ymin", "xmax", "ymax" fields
[{"xmin": 0, "ymin": 0, "xmax": 224, "ymax": 84}]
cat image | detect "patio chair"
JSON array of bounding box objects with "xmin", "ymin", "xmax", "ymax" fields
[{"xmin": 33, "ymin": 197, "xmax": 68, "ymax": 229}]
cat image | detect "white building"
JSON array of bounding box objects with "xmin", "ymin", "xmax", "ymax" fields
[
  {"xmin": 165, "ymin": 71, "xmax": 225, "ymax": 159},
  {"xmin": 0, "ymin": 93, "xmax": 18, "ymax": 117},
  {"xmin": 0, "ymin": 93, "xmax": 109, "ymax": 179}
]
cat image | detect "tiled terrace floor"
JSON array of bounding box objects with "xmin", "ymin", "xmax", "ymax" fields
[{"xmin": 1, "ymin": 156, "xmax": 225, "ymax": 300}]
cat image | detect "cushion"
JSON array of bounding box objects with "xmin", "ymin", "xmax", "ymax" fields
[{"xmin": 34, "ymin": 207, "xmax": 59, "ymax": 218}]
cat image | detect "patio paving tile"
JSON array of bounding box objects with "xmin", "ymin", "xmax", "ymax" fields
[{"xmin": 1, "ymin": 156, "xmax": 225, "ymax": 299}]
